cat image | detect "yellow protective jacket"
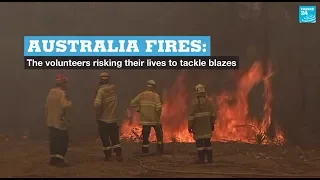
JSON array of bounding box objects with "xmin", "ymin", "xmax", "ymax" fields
[
  {"xmin": 130, "ymin": 90, "xmax": 162, "ymax": 126},
  {"xmin": 188, "ymin": 97, "xmax": 216, "ymax": 140},
  {"xmin": 45, "ymin": 87, "xmax": 72, "ymax": 131},
  {"xmin": 94, "ymin": 84, "xmax": 118, "ymax": 123}
]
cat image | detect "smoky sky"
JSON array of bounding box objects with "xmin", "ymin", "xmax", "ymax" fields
[{"xmin": 0, "ymin": 2, "xmax": 320, "ymax": 146}]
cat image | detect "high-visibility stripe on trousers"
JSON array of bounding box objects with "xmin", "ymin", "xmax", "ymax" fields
[
  {"xmin": 103, "ymin": 146, "xmax": 113, "ymax": 151},
  {"xmin": 195, "ymin": 138, "xmax": 213, "ymax": 163},
  {"xmin": 97, "ymin": 121, "xmax": 122, "ymax": 156},
  {"xmin": 141, "ymin": 125, "xmax": 164, "ymax": 153},
  {"xmin": 50, "ymin": 154, "xmax": 65, "ymax": 159},
  {"xmin": 142, "ymin": 125, "xmax": 163, "ymax": 147},
  {"xmin": 48, "ymin": 127, "xmax": 69, "ymax": 161},
  {"xmin": 195, "ymin": 138, "xmax": 211, "ymax": 151}
]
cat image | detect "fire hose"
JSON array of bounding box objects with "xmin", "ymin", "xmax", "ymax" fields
[{"xmin": 128, "ymin": 153, "xmax": 320, "ymax": 178}]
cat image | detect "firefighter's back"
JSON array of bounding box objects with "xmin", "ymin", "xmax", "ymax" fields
[
  {"xmin": 46, "ymin": 87, "xmax": 66, "ymax": 130},
  {"xmin": 191, "ymin": 97, "xmax": 213, "ymax": 140},
  {"xmin": 139, "ymin": 90, "xmax": 161, "ymax": 125},
  {"xmin": 98, "ymin": 84, "xmax": 118, "ymax": 123}
]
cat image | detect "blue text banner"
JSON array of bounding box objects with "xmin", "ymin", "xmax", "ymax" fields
[{"xmin": 24, "ymin": 36, "xmax": 211, "ymax": 57}]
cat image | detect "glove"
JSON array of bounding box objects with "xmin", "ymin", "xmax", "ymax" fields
[{"xmin": 188, "ymin": 128, "xmax": 193, "ymax": 133}]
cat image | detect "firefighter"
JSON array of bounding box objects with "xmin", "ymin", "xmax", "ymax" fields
[
  {"xmin": 95, "ymin": 80, "xmax": 113, "ymax": 155},
  {"xmin": 94, "ymin": 72, "xmax": 123, "ymax": 162},
  {"xmin": 130, "ymin": 80, "xmax": 164, "ymax": 154},
  {"xmin": 45, "ymin": 74, "xmax": 72, "ymax": 167},
  {"xmin": 188, "ymin": 84, "xmax": 216, "ymax": 164}
]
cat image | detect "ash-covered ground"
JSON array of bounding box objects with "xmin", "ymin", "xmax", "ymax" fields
[{"xmin": 1, "ymin": 140, "xmax": 320, "ymax": 178}]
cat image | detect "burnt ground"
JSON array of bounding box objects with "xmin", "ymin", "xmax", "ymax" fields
[{"xmin": 1, "ymin": 140, "xmax": 320, "ymax": 178}]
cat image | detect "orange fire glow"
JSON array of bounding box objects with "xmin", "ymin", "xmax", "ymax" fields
[{"xmin": 120, "ymin": 62, "xmax": 285, "ymax": 145}]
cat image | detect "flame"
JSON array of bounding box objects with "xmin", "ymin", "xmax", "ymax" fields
[
  {"xmin": 121, "ymin": 62, "xmax": 285, "ymax": 145},
  {"xmin": 121, "ymin": 72, "xmax": 193, "ymax": 143}
]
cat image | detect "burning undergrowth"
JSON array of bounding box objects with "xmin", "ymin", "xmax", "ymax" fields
[{"xmin": 120, "ymin": 61, "xmax": 285, "ymax": 145}]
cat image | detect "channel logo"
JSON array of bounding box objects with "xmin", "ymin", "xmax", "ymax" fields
[{"xmin": 299, "ymin": 6, "xmax": 316, "ymax": 23}]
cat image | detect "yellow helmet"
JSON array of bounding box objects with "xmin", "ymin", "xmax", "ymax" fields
[
  {"xmin": 100, "ymin": 72, "xmax": 109, "ymax": 80},
  {"xmin": 195, "ymin": 84, "xmax": 206, "ymax": 94},
  {"xmin": 147, "ymin": 80, "xmax": 156, "ymax": 88}
]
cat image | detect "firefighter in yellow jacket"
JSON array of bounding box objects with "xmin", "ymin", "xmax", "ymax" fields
[
  {"xmin": 130, "ymin": 80, "xmax": 164, "ymax": 154},
  {"xmin": 94, "ymin": 72, "xmax": 123, "ymax": 162},
  {"xmin": 188, "ymin": 84, "xmax": 216, "ymax": 164},
  {"xmin": 45, "ymin": 74, "xmax": 72, "ymax": 167}
]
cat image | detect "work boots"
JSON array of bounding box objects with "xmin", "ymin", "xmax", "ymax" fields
[
  {"xmin": 50, "ymin": 158, "xmax": 68, "ymax": 167},
  {"xmin": 114, "ymin": 147, "xmax": 123, "ymax": 162},
  {"xmin": 55, "ymin": 159, "xmax": 69, "ymax": 168},
  {"xmin": 104, "ymin": 149, "xmax": 112, "ymax": 161},
  {"xmin": 205, "ymin": 149, "xmax": 213, "ymax": 163},
  {"xmin": 157, "ymin": 143, "xmax": 164, "ymax": 154},
  {"xmin": 195, "ymin": 150, "xmax": 205, "ymax": 164}
]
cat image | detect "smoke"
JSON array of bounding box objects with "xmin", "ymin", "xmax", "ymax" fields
[{"xmin": 0, "ymin": 2, "xmax": 319, "ymax": 145}]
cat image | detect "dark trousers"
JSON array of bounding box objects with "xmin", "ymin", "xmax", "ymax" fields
[
  {"xmin": 97, "ymin": 121, "xmax": 122, "ymax": 158},
  {"xmin": 195, "ymin": 138, "xmax": 213, "ymax": 162},
  {"xmin": 48, "ymin": 127, "xmax": 69, "ymax": 163},
  {"xmin": 142, "ymin": 125, "xmax": 164, "ymax": 153}
]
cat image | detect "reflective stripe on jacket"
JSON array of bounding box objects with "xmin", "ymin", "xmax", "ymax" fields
[
  {"xmin": 188, "ymin": 97, "xmax": 216, "ymax": 140},
  {"xmin": 94, "ymin": 84, "xmax": 118, "ymax": 123},
  {"xmin": 130, "ymin": 90, "xmax": 162, "ymax": 125}
]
